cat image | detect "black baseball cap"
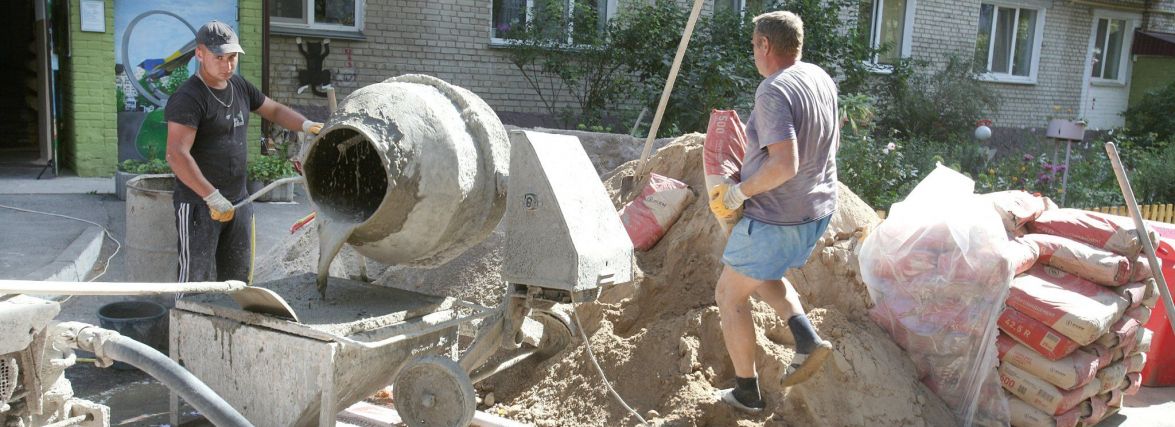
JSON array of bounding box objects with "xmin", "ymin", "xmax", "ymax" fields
[{"xmin": 196, "ymin": 21, "xmax": 245, "ymax": 55}]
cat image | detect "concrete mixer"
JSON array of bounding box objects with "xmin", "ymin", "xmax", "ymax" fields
[{"xmin": 163, "ymin": 76, "xmax": 634, "ymax": 426}]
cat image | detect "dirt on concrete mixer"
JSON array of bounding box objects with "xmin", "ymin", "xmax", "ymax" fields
[{"xmin": 255, "ymin": 133, "xmax": 955, "ymax": 426}]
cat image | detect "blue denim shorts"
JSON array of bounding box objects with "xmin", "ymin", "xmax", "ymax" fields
[{"xmin": 722, "ymin": 215, "xmax": 831, "ymax": 280}]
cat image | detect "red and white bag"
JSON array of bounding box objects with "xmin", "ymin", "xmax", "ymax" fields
[
  {"xmin": 703, "ymin": 110, "xmax": 747, "ymax": 234},
  {"xmin": 999, "ymin": 306, "xmax": 1083, "ymax": 361},
  {"xmin": 1006, "ymin": 265, "xmax": 1130, "ymax": 345},
  {"xmin": 983, "ymin": 190, "xmax": 1056, "ymax": 235},
  {"xmin": 999, "ymin": 363, "xmax": 1102, "ymax": 416},
  {"xmin": 1027, "ymin": 209, "xmax": 1157, "ymax": 259},
  {"xmin": 1024, "ymin": 233, "xmax": 1133, "ymax": 286},
  {"xmin": 997, "ymin": 333, "xmax": 1100, "ymax": 390},
  {"xmin": 618, "ymin": 173, "xmax": 694, "ymax": 251}
]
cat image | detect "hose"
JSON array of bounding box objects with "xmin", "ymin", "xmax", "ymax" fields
[{"xmin": 101, "ymin": 335, "xmax": 253, "ymax": 427}]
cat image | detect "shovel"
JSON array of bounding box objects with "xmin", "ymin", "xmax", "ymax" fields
[
  {"xmin": 0, "ymin": 280, "xmax": 300, "ymax": 322},
  {"xmin": 619, "ymin": 0, "xmax": 707, "ymax": 200}
]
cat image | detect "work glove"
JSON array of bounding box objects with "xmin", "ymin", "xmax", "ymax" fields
[
  {"xmin": 709, "ymin": 183, "xmax": 748, "ymax": 220},
  {"xmin": 302, "ymin": 120, "xmax": 324, "ymax": 135},
  {"xmin": 203, "ymin": 189, "xmax": 236, "ymax": 222}
]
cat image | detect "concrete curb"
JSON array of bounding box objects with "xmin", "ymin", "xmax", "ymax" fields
[{"xmin": 25, "ymin": 226, "xmax": 104, "ymax": 281}]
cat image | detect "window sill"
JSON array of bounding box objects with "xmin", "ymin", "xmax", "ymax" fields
[
  {"xmin": 1090, "ymin": 79, "xmax": 1127, "ymax": 88},
  {"xmin": 862, "ymin": 62, "xmax": 896, "ymax": 75},
  {"xmin": 976, "ymin": 73, "xmax": 1036, "ymax": 85},
  {"xmin": 271, "ymin": 25, "xmax": 366, "ymax": 41}
]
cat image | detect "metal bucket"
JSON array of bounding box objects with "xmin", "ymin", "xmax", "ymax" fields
[
  {"xmin": 125, "ymin": 174, "xmax": 177, "ymax": 284},
  {"xmin": 303, "ymin": 74, "xmax": 509, "ymax": 267}
]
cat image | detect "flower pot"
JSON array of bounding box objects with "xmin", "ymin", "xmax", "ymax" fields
[
  {"xmin": 247, "ymin": 180, "xmax": 265, "ymax": 196},
  {"xmin": 257, "ymin": 180, "xmax": 296, "ymax": 202},
  {"xmin": 114, "ymin": 171, "xmax": 139, "ymax": 201},
  {"xmin": 1046, "ymin": 119, "xmax": 1086, "ymax": 141}
]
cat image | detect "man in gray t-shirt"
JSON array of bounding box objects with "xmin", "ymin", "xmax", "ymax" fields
[{"xmin": 709, "ymin": 11, "xmax": 839, "ymax": 413}]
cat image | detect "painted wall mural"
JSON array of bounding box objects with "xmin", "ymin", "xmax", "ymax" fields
[{"xmin": 114, "ymin": 0, "xmax": 238, "ymax": 162}]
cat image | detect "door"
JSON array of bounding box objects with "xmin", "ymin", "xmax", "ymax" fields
[{"xmin": 1080, "ymin": 10, "xmax": 1140, "ymax": 130}]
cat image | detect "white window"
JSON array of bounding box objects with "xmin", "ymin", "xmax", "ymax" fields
[
  {"xmin": 271, "ymin": 0, "xmax": 364, "ymax": 36},
  {"xmin": 491, "ymin": 0, "xmax": 617, "ymax": 45},
  {"xmin": 1090, "ymin": 17, "xmax": 1127, "ymax": 82},
  {"xmin": 858, "ymin": 0, "xmax": 915, "ymax": 67},
  {"xmin": 974, "ymin": 3, "xmax": 1045, "ymax": 84},
  {"xmin": 714, "ymin": 0, "xmax": 766, "ymax": 15}
]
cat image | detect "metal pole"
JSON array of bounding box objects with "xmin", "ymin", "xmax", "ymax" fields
[
  {"xmin": 1104, "ymin": 142, "xmax": 1175, "ymax": 339},
  {"xmin": 1061, "ymin": 139, "xmax": 1072, "ymax": 206}
]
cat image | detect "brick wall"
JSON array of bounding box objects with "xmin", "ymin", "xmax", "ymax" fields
[
  {"xmin": 1145, "ymin": 0, "xmax": 1175, "ymax": 31},
  {"xmin": 61, "ymin": 0, "xmax": 117, "ymax": 176},
  {"xmin": 239, "ymin": 0, "xmax": 263, "ymax": 159}
]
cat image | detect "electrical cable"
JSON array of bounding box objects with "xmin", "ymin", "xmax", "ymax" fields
[
  {"xmin": 0, "ymin": 203, "xmax": 122, "ymax": 286},
  {"xmin": 571, "ymin": 304, "xmax": 649, "ymax": 426}
]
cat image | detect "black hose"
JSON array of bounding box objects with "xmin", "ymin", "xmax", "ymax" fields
[{"xmin": 101, "ymin": 336, "xmax": 253, "ymax": 427}]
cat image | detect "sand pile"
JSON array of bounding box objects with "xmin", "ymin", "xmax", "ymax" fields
[{"xmin": 255, "ymin": 132, "xmax": 956, "ymax": 426}]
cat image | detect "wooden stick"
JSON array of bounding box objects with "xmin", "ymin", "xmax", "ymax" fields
[{"xmin": 1104, "ymin": 142, "xmax": 1175, "ymax": 338}]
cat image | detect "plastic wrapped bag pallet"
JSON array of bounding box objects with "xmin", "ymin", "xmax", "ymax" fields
[
  {"xmin": 859, "ymin": 165, "xmax": 1011, "ymax": 425},
  {"xmin": 618, "ymin": 173, "xmax": 694, "ymax": 251},
  {"xmin": 996, "ymin": 334, "xmax": 1100, "ymax": 390},
  {"xmin": 1027, "ymin": 209, "xmax": 1157, "ymax": 259},
  {"xmin": 702, "ymin": 110, "xmax": 746, "ymax": 235},
  {"xmin": 1006, "ymin": 265, "xmax": 1130, "ymax": 345}
]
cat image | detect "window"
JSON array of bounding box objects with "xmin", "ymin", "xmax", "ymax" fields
[
  {"xmin": 492, "ymin": 0, "xmax": 616, "ymax": 45},
  {"xmin": 974, "ymin": 3, "xmax": 1045, "ymax": 83},
  {"xmin": 858, "ymin": 0, "xmax": 915, "ymax": 66},
  {"xmin": 714, "ymin": 0, "xmax": 767, "ymax": 15},
  {"xmin": 1090, "ymin": 17, "xmax": 1126, "ymax": 81},
  {"xmin": 271, "ymin": 0, "xmax": 364, "ymax": 37}
]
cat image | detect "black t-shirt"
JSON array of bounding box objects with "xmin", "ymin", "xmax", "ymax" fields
[{"xmin": 165, "ymin": 74, "xmax": 266, "ymax": 203}]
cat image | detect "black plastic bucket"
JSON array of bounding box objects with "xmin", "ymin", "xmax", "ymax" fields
[{"xmin": 97, "ymin": 300, "xmax": 167, "ymax": 370}]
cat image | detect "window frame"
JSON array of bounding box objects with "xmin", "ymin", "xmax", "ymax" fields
[
  {"xmin": 974, "ymin": 2, "xmax": 1046, "ymax": 85},
  {"xmin": 714, "ymin": 0, "xmax": 767, "ymax": 18},
  {"xmin": 270, "ymin": 0, "xmax": 365, "ymax": 39},
  {"xmin": 859, "ymin": 0, "xmax": 917, "ymax": 73},
  {"xmin": 1088, "ymin": 13, "xmax": 1135, "ymax": 86},
  {"xmin": 489, "ymin": 0, "xmax": 618, "ymax": 46}
]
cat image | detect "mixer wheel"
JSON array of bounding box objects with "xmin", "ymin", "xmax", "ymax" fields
[
  {"xmin": 394, "ymin": 355, "xmax": 476, "ymax": 427},
  {"xmin": 534, "ymin": 310, "xmax": 575, "ymax": 359}
]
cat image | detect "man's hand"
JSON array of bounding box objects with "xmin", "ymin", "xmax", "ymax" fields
[
  {"xmin": 709, "ymin": 183, "xmax": 748, "ymax": 219},
  {"xmin": 203, "ymin": 190, "xmax": 235, "ymax": 222},
  {"xmin": 302, "ymin": 120, "xmax": 324, "ymax": 135}
]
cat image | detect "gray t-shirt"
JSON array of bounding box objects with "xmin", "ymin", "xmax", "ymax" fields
[{"xmin": 741, "ymin": 61, "xmax": 839, "ymax": 225}]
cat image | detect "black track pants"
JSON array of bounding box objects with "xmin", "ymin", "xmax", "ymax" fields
[{"xmin": 174, "ymin": 201, "xmax": 254, "ymax": 283}]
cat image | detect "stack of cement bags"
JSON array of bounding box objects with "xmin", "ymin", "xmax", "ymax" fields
[{"xmin": 988, "ymin": 192, "xmax": 1159, "ymax": 427}]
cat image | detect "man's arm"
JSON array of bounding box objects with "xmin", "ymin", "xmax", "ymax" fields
[
  {"xmin": 165, "ymin": 122, "xmax": 216, "ymax": 198},
  {"xmin": 255, "ymin": 97, "xmax": 314, "ymax": 132},
  {"xmin": 738, "ymin": 140, "xmax": 799, "ymax": 197}
]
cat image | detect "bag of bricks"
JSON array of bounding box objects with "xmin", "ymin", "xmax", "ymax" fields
[
  {"xmin": 996, "ymin": 334, "xmax": 1100, "ymax": 390},
  {"xmin": 702, "ymin": 110, "xmax": 746, "ymax": 235},
  {"xmin": 982, "ymin": 190, "xmax": 1057, "ymax": 236},
  {"xmin": 1023, "ymin": 233, "xmax": 1133, "ymax": 286},
  {"xmin": 1027, "ymin": 208, "xmax": 1157, "ymax": 259},
  {"xmin": 618, "ymin": 173, "xmax": 694, "ymax": 251},
  {"xmin": 1006, "ymin": 265, "xmax": 1130, "ymax": 345},
  {"xmin": 999, "ymin": 363, "xmax": 1102, "ymax": 416},
  {"xmin": 999, "ymin": 306, "xmax": 1084, "ymax": 360}
]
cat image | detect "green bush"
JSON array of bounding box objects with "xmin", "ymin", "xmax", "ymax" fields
[
  {"xmin": 247, "ymin": 155, "xmax": 296, "ymax": 183},
  {"xmin": 874, "ymin": 55, "xmax": 1000, "ymax": 141},
  {"xmin": 118, "ymin": 158, "xmax": 172, "ymax": 174},
  {"xmin": 1123, "ymin": 80, "xmax": 1175, "ymax": 148}
]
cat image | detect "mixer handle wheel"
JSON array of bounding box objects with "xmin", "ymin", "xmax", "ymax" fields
[{"xmin": 393, "ymin": 355, "xmax": 477, "ymax": 427}]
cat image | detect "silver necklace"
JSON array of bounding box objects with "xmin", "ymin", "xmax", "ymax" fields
[{"xmin": 198, "ymin": 74, "xmax": 234, "ymax": 108}]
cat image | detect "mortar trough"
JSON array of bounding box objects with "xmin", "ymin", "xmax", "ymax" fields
[{"xmin": 170, "ymin": 273, "xmax": 482, "ymax": 426}]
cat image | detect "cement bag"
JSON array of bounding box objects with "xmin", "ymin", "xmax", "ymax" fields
[
  {"xmin": 859, "ymin": 165, "xmax": 1011, "ymax": 426},
  {"xmin": 1006, "ymin": 265, "xmax": 1130, "ymax": 345},
  {"xmin": 982, "ymin": 190, "xmax": 1056, "ymax": 235},
  {"xmin": 1122, "ymin": 372, "xmax": 1143, "ymax": 395},
  {"xmin": 1008, "ymin": 396, "xmax": 1081, "ymax": 427},
  {"xmin": 1025, "ymin": 233, "xmax": 1133, "ymax": 286},
  {"xmin": 618, "ymin": 173, "xmax": 694, "ymax": 251},
  {"xmin": 1027, "ymin": 209, "xmax": 1157, "ymax": 259},
  {"xmin": 999, "ymin": 306, "xmax": 1083, "ymax": 361},
  {"xmin": 1114, "ymin": 280, "xmax": 1148, "ymax": 308},
  {"xmin": 703, "ymin": 110, "xmax": 746, "ymax": 235},
  {"xmin": 1140, "ymin": 277, "xmax": 1160, "ymax": 308},
  {"xmin": 1007, "ymin": 237, "xmax": 1041, "ymax": 275},
  {"xmin": 996, "ymin": 334, "xmax": 1100, "ymax": 390},
  {"xmin": 1093, "ymin": 309, "xmax": 1143, "ymax": 348},
  {"xmin": 999, "ymin": 363, "xmax": 1102, "ymax": 416}
]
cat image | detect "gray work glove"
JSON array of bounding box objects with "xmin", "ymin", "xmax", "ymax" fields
[{"xmin": 203, "ymin": 189, "xmax": 235, "ymax": 222}]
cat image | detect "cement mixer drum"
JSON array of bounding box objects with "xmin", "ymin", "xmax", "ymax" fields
[{"xmin": 303, "ymin": 74, "xmax": 509, "ymax": 267}]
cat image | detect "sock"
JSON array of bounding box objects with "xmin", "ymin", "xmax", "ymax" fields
[
  {"xmin": 733, "ymin": 376, "xmax": 765, "ymax": 408},
  {"xmin": 788, "ymin": 314, "xmax": 822, "ymax": 354}
]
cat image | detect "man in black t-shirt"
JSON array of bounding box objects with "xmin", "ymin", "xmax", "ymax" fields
[{"xmin": 165, "ymin": 21, "xmax": 323, "ymax": 283}]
